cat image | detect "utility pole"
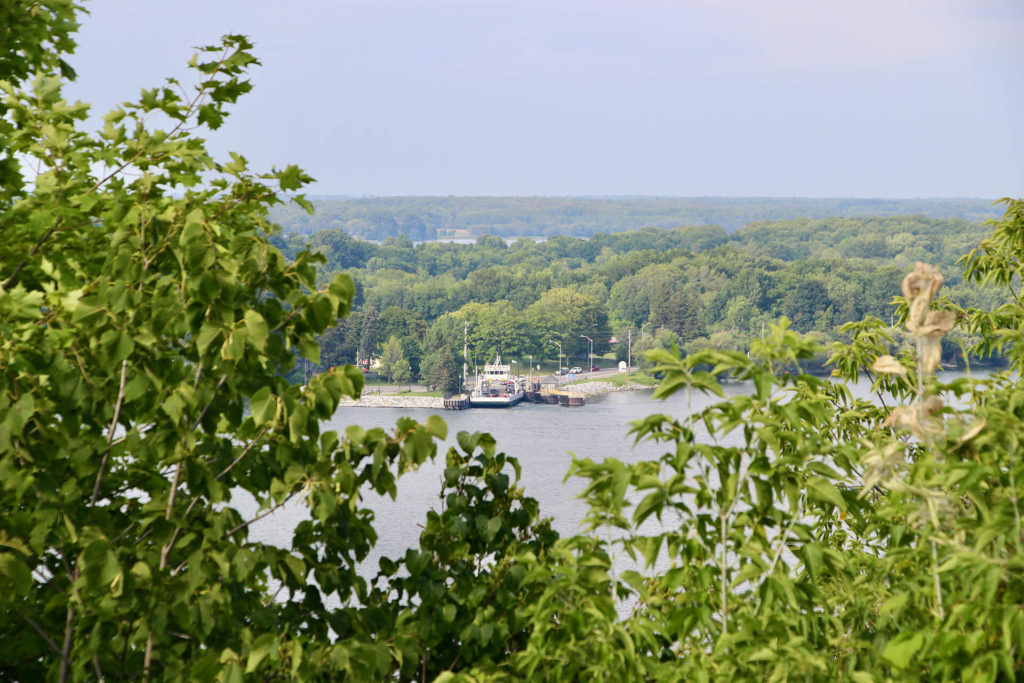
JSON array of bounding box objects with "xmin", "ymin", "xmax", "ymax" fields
[
  {"xmin": 463, "ymin": 322, "xmax": 468, "ymax": 396},
  {"xmin": 628, "ymin": 328, "xmax": 632, "ymax": 371},
  {"xmin": 641, "ymin": 322, "xmax": 650, "ymax": 355}
]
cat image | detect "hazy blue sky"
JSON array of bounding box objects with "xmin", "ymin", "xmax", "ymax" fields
[{"xmin": 67, "ymin": 0, "xmax": 1022, "ymax": 198}]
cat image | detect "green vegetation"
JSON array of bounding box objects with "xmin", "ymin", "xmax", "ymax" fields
[
  {"xmin": 269, "ymin": 195, "xmax": 1002, "ymax": 239},
  {"xmin": 5, "ymin": 5, "xmax": 1024, "ymax": 680},
  {"xmin": 292, "ymin": 212, "xmax": 1007, "ymax": 383},
  {"xmin": 612, "ymin": 371, "xmax": 657, "ymax": 387}
]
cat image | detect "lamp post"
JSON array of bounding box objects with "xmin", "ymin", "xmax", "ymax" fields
[
  {"xmin": 581, "ymin": 335, "xmax": 593, "ymax": 375},
  {"xmin": 547, "ymin": 339, "xmax": 562, "ymax": 376}
]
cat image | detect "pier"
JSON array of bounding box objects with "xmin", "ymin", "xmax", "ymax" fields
[{"xmin": 443, "ymin": 394, "xmax": 471, "ymax": 410}]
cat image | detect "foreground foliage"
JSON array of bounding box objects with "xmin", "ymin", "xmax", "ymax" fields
[{"xmin": 3, "ymin": 4, "xmax": 1024, "ymax": 680}]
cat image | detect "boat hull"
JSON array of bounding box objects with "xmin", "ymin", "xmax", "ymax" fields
[{"xmin": 469, "ymin": 391, "xmax": 525, "ymax": 408}]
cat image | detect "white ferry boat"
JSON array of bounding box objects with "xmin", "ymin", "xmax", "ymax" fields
[{"xmin": 469, "ymin": 355, "xmax": 526, "ymax": 408}]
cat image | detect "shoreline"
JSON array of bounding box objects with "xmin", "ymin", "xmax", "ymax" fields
[{"xmin": 334, "ymin": 380, "xmax": 653, "ymax": 409}]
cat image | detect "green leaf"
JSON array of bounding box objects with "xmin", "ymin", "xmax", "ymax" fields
[
  {"xmin": 243, "ymin": 310, "xmax": 268, "ymax": 351},
  {"xmin": 880, "ymin": 592, "xmax": 909, "ymax": 614},
  {"xmin": 0, "ymin": 553, "xmax": 32, "ymax": 599},
  {"xmin": 806, "ymin": 477, "xmax": 847, "ymax": 511},
  {"xmin": 250, "ymin": 387, "xmax": 276, "ymax": 426},
  {"xmin": 425, "ymin": 414, "xmax": 448, "ymax": 439},
  {"xmin": 882, "ymin": 631, "xmax": 924, "ymax": 669},
  {"xmin": 245, "ymin": 634, "xmax": 277, "ymax": 673}
]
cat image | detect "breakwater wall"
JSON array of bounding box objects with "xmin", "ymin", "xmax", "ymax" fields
[
  {"xmin": 334, "ymin": 382, "xmax": 651, "ymax": 409},
  {"xmin": 336, "ymin": 395, "xmax": 446, "ymax": 409}
]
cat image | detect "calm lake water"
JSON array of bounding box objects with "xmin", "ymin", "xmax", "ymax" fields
[
  {"xmin": 247, "ymin": 383, "xmax": 751, "ymax": 568},
  {"xmin": 246, "ymin": 371, "xmax": 983, "ymax": 572}
]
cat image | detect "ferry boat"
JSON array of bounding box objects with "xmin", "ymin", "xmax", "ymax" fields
[{"xmin": 469, "ymin": 355, "xmax": 526, "ymax": 408}]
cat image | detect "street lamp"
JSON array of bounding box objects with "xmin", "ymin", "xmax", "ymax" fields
[
  {"xmin": 546, "ymin": 339, "xmax": 562, "ymax": 375},
  {"xmin": 580, "ymin": 335, "xmax": 593, "ymax": 375}
]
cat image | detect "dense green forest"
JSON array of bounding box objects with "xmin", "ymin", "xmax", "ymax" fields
[
  {"xmin": 268, "ymin": 196, "xmax": 1002, "ymax": 240},
  {"xmin": 272, "ymin": 214, "xmax": 1007, "ymax": 384}
]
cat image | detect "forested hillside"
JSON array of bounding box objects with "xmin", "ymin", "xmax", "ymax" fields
[
  {"xmin": 274, "ymin": 214, "xmax": 1006, "ymax": 383},
  {"xmin": 268, "ymin": 196, "xmax": 1002, "ymax": 239}
]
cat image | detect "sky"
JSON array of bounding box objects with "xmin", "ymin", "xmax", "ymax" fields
[{"xmin": 66, "ymin": 0, "xmax": 1023, "ymax": 198}]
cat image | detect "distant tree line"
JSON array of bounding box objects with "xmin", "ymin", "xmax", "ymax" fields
[
  {"xmin": 279, "ymin": 215, "xmax": 1008, "ymax": 384},
  {"xmin": 268, "ymin": 196, "xmax": 1002, "ymax": 240}
]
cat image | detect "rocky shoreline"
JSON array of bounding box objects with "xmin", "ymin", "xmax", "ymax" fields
[{"xmin": 335, "ymin": 381, "xmax": 653, "ymax": 408}]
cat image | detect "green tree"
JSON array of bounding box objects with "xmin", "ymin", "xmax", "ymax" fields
[
  {"xmin": 780, "ymin": 276, "xmax": 830, "ymax": 332},
  {"xmin": 421, "ymin": 345, "xmax": 459, "ymax": 395},
  {"xmin": 392, "ymin": 357, "xmax": 412, "ymax": 390},
  {"xmin": 318, "ymin": 311, "xmax": 362, "ymax": 368},
  {"xmin": 524, "ymin": 286, "xmax": 607, "ymax": 359},
  {"xmin": 379, "ymin": 306, "xmax": 426, "ymax": 375},
  {"xmin": 458, "ymin": 300, "xmax": 530, "ymax": 363},
  {"xmin": 0, "ymin": 20, "xmax": 449, "ymax": 680},
  {"xmin": 358, "ymin": 304, "xmax": 382, "ymax": 361},
  {"xmin": 378, "ymin": 334, "xmax": 406, "ymax": 384}
]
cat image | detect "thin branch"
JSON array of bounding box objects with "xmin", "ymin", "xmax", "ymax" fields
[
  {"xmin": 145, "ymin": 458, "xmax": 184, "ymax": 680},
  {"xmin": 180, "ymin": 495, "xmax": 206, "ymax": 527},
  {"xmin": 18, "ymin": 609, "xmax": 63, "ymax": 656},
  {"xmin": 91, "ymin": 360, "xmax": 129, "ymax": 506},
  {"xmin": 165, "ymin": 463, "xmax": 184, "ymax": 523},
  {"xmin": 719, "ymin": 509, "xmax": 728, "ymax": 635},
  {"xmin": 110, "ymin": 522, "xmax": 138, "ymax": 546},
  {"xmin": 227, "ymin": 491, "xmax": 298, "ymax": 537},
  {"xmin": 1, "ymin": 225, "xmax": 59, "ymax": 291},
  {"xmin": 85, "ymin": 71, "xmax": 211, "ymax": 201},
  {"xmin": 142, "ymin": 637, "xmax": 154, "ymax": 682},
  {"xmin": 216, "ymin": 426, "xmax": 270, "ymax": 481},
  {"xmin": 59, "ymin": 603, "xmax": 74, "ymax": 683},
  {"xmin": 264, "ymin": 580, "xmax": 287, "ymax": 607},
  {"xmin": 862, "ymin": 367, "xmax": 889, "ymax": 411},
  {"xmin": 0, "ymin": 220, "xmax": 97, "ymax": 292},
  {"xmin": 190, "ymin": 375, "xmax": 227, "ymax": 431},
  {"xmin": 930, "ymin": 539, "xmax": 945, "ymax": 620},
  {"xmin": 69, "ymin": 342, "xmax": 93, "ymax": 386},
  {"xmin": 108, "ymin": 422, "xmax": 154, "ymax": 448},
  {"xmin": 174, "ymin": 488, "xmax": 300, "ymax": 576}
]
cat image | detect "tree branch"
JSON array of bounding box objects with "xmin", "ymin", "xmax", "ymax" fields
[
  {"xmin": 227, "ymin": 491, "xmax": 298, "ymax": 537},
  {"xmin": 1, "ymin": 224, "xmax": 58, "ymax": 291},
  {"xmin": 93, "ymin": 653, "xmax": 105, "ymax": 681},
  {"xmin": 59, "ymin": 601, "xmax": 74, "ymax": 683},
  {"xmin": 215, "ymin": 425, "xmax": 270, "ymax": 481},
  {"xmin": 17, "ymin": 609, "xmax": 62, "ymax": 657},
  {"xmin": 190, "ymin": 375, "xmax": 227, "ymax": 431},
  {"xmin": 91, "ymin": 360, "xmax": 129, "ymax": 506}
]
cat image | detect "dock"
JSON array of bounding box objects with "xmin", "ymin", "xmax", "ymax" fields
[
  {"xmin": 524, "ymin": 379, "xmax": 585, "ymax": 406},
  {"xmin": 442, "ymin": 394, "xmax": 471, "ymax": 410}
]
